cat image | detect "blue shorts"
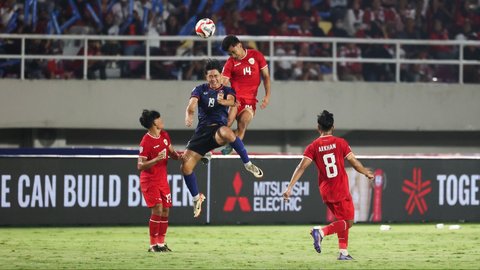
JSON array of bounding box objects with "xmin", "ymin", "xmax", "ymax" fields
[{"xmin": 186, "ymin": 125, "xmax": 222, "ymax": 156}]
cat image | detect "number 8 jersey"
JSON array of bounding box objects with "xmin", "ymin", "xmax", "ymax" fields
[{"xmin": 303, "ymin": 135, "xmax": 353, "ymax": 203}]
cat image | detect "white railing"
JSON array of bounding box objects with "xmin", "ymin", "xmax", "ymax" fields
[{"xmin": 0, "ymin": 34, "xmax": 479, "ymax": 83}]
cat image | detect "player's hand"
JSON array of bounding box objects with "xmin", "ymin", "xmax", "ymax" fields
[
  {"xmin": 365, "ymin": 170, "xmax": 375, "ymax": 188},
  {"xmin": 169, "ymin": 151, "xmax": 181, "ymax": 160},
  {"xmin": 260, "ymin": 96, "xmax": 269, "ymax": 109},
  {"xmin": 282, "ymin": 189, "xmax": 291, "ymax": 201},
  {"xmin": 158, "ymin": 149, "xmax": 167, "ymax": 160},
  {"xmin": 185, "ymin": 116, "xmax": 193, "ymax": 127},
  {"xmin": 365, "ymin": 170, "xmax": 374, "ymax": 181}
]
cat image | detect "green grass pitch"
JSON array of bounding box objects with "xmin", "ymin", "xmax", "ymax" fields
[{"xmin": 0, "ymin": 224, "xmax": 478, "ymax": 269}]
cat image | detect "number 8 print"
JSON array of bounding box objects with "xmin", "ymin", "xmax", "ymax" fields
[{"xmin": 323, "ymin": 153, "xmax": 338, "ymax": 178}]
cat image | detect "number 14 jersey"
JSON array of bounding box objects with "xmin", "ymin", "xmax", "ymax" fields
[
  {"xmin": 222, "ymin": 49, "xmax": 267, "ymax": 102},
  {"xmin": 303, "ymin": 135, "xmax": 353, "ymax": 203}
]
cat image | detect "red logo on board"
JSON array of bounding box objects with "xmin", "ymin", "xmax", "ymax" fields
[
  {"xmin": 223, "ymin": 172, "xmax": 251, "ymax": 212},
  {"xmin": 402, "ymin": 168, "xmax": 432, "ymax": 215}
]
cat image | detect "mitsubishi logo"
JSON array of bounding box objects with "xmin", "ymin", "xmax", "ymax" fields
[
  {"xmin": 223, "ymin": 172, "xmax": 251, "ymax": 212},
  {"xmin": 402, "ymin": 167, "xmax": 432, "ymax": 215}
]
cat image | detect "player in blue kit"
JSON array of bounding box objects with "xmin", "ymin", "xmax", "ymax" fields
[{"xmin": 181, "ymin": 59, "xmax": 264, "ymax": 218}]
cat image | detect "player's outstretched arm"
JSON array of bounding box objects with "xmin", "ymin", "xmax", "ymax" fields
[
  {"xmin": 346, "ymin": 153, "xmax": 374, "ymax": 180},
  {"xmin": 221, "ymin": 75, "xmax": 231, "ymax": 86},
  {"xmin": 185, "ymin": 98, "xmax": 198, "ymax": 127},
  {"xmin": 168, "ymin": 145, "xmax": 182, "ymax": 160},
  {"xmin": 260, "ymin": 67, "xmax": 271, "ymax": 109},
  {"xmin": 283, "ymin": 157, "xmax": 312, "ymax": 201}
]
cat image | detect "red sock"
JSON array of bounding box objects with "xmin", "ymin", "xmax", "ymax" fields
[
  {"xmin": 322, "ymin": 220, "xmax": 348, "ymax": 236},
  {"xmin": 337, "ymin": 229, "xmax": 349, "ymax": 249},
  {"xmin": 157, "ymin": 216, "xmax": 169, "ymax": 244},
  {"xmin": 149, "ymin": 214, "xmax": 162, "ymax": 246}
]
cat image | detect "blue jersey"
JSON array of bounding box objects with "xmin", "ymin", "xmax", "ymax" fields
[{"xmin": 190, "ymin": 83, "xmax": 236, "ymax": 131}]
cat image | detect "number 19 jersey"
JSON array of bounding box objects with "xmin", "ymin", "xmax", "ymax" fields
[{"xmin": 303, "ymin": 135, "xmax": 353, "ymax": 203}]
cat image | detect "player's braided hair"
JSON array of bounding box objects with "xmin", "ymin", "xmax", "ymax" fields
[
  {"xmin": 139, "ymin": 109, "xmax": 160, "ymax": 129},
  {"xmin": 317, "ymin": 110, "xmax": 334, "ymax": 131}
]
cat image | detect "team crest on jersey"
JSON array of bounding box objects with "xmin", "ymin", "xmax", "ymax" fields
[
  {"xmin": 163, "ymin": 139, "xmax": 168, "ymax": 146},
  {"xmin": 248, "ymin": 58, "xmax": 255, "ymax": 65},
  {"xmin": 139, "ymin": 146, "xmax": 143, "ymax": 153}
]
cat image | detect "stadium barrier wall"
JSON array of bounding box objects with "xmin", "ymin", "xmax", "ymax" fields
[
  {"xmin": 0, "ymin": 152, "xmax": 479, "ymax": 226},
  {"xmin": 0, "ymin": 80, "xmax": 479, "ymax": 131}
]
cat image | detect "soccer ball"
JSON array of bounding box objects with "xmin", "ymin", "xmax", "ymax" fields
[{"xmin": 195, "ymin": 18, "xmax": 216, "ymax": 38}]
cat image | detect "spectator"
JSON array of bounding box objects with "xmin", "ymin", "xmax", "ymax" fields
[
  {"xmin": 26, "ymin": 39, "xmax": 47, "ymax": 79},
  {"xmin": 454, "ymin": 0, "xmax": 480, "ymax": 30},
  {"xmin": 363, "ymin": 44, "xmax": 394, "ymax": 82},
  {"xmin": 274, "ymin": 43, "xmax": 296, "ymax": 81},
  {"xmin": 345, "ymin": 0, "xmax": 367, "ymax": 37},
  {"xmin": 69, "ymin": 40, "xmax": 106, "ymax": 80},
  {"xmin": 46, "ymin": 41, "xmax": 74, "ymax": 80},
  {"xmin": 87, "ymin": 40, "xmax": 107, "ymax": 80},
  {"xmin": 295, "ymin": 0, "xmax": 320, "ymax": 26},
  {"xmin": 338, "ymin": 43, "xmax": 363, "ymax": 81},
  {"xmin": 429, "ymin": 19, "xmax": 454, "ymax": 59},
  {"xmin": 330, "ymin": 0, "xmax": 348, "ymax": 23},
  {"xmin": 121, "ymin": 10, "xmax": 143, "ymax": 78},
  {"xmin": 224, "ymin": 10, "xmax": 248, "ymax": 36},
  {"xmin": 427, "ymin": 0, "xmax": 454, "ymax": 30},
  {"xmin": 402, "ymin": 49, "xmax": 433, "ymax": 82}
]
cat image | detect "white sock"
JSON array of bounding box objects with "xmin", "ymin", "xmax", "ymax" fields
[
  {"xmin": 244, "ymin": 161, "xmax": 252, "ymax": 166},
  {"xmin": 157, "ymin": 243, "xmax": 165, "ymax": 247},
  {"xmin": 193, "ymin": 194, "xmax": 200, "ymax": 201},
  {"xmin": 340, "ymin": 249, "xmax": 348, "ymax": 256}
]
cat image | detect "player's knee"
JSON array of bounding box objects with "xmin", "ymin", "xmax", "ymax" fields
[
  {"xmin": 151, "ymin": 204, "xmax": 162, "ymax": 215},
  {"xmin": 180, "ymin": 163, "xmax": 193, "ymax": 175},
  {"xmin": 236, "ymin": 128, "xmax": 246, "ymax": 139},
  {"xmin": 162, "ymin": 207, "xmax": 170, "ymax": 216},
  {"xmin": 346, "ymin": 220, "xmax": 354, "ymax": 228}
]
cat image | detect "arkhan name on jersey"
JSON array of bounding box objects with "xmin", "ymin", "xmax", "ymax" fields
[{"xmin": 318, "ymin": 144, "xmax": 336, "ymax": 152}]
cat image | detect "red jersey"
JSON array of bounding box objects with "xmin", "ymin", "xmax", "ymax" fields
[
  {"xmin": 139, "ymin": 130, "xmax": 171, "ymax": 187},
  {"xmin": 222, "ymin": 49, "xmax": 268, "ymax": 102},
  {"xmin": 303, "ymin": 135, "xmax": 353, "ymax": 203}
]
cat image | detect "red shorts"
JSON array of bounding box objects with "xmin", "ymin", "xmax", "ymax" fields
[
  {"xmin": 141, "ymin": 183, "xmax": 172, "ymax": 208},
  {"xmin": 325, "ymin": 197, "xmax": 354, "ymax": 221},
  {"xmin": 236, "ymin": 97, "xmax": 256, "ymax": 117}
]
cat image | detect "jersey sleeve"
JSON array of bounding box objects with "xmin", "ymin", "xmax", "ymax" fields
[
  {"xmin": 163, "ymin": 131, "xmax": 172, "ymax": 146},
  {"xmin": 256, "ymin": 51, "xmax": 268, "ymax": 70},
  {"xmin": 190, "ymin": 86, "xmax": 202, "ymax": 99},
  {"xmin": 339, "ymin": 138, "xmax": 352, "ymax": 159},
  {"xmin": 190, "ymin": 86, "xmax": 201, "ymax": 99},
  {"xmin": 225, "ymin": 86, "xmax": 236, "ymax": 99},
  {"xmin": 303, "ymin": 143, "xmax": 316, "ymax": 161},
  {"xmin": 222, "ymin": 58, "xmax": 233, "ymax": 78},
  {"xmin": 139, "ymin": 138, "xmax": 149, "ymax": 159}
]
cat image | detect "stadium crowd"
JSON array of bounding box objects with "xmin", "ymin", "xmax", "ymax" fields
[{"xmin": 0, "ymin": 0, "xmax": 479, "ymax": 83}]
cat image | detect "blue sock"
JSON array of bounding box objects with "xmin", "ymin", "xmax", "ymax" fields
[
  {"xmin": 230, "ymin": 137, "xmax": 249, "ymax": 164},
  {"xmin": 183, "ymin": 173, "xmax": 199, "ymax": 197}
]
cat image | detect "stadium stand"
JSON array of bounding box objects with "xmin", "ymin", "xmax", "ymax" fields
[{"xmin": 0, "ymin": 0, "xmax": 478, "ymax": 82}]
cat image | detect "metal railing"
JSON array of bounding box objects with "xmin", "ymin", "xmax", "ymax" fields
[{"xmin": 0, "ymin": 34, "xmax": 479, "ymax": 83}]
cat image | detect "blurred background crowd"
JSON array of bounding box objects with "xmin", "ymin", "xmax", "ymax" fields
[{"xmin": 0, "ymin": 0, "xmax": 479, "ymax": 82}]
